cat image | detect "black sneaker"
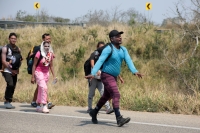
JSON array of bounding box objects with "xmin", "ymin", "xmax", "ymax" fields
[
  {"xmin": 117, "ymin": 115, "xmax": 131, "ymax": 127},
  {"xmin": 31, "ymin": 102, "xmax": 37, "ymax": 107},
  {"xmin": 47, "ymin": 102, "xmax": 55, "ymax": 109},
  {"xmin": 89, "ymin": 109, "xmax": 98, "ymax": 124},
  {"xmin": 87, "ymin": 108, "xmax": 92, "ymax": 113}
]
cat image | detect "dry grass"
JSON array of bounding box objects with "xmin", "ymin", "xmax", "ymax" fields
[{"xmin": 0, "ymin": 24, "xmax": 200, "ymax": 115}]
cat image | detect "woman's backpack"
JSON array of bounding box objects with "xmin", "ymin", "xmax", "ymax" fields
[{"xmin": 26, "ymin": 45, "xmax": 42, "ymax": 74}]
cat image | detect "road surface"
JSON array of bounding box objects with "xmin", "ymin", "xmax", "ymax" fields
[{"xmin": 0, "ymin": 102, "xmax": 199, "ymax": 133}]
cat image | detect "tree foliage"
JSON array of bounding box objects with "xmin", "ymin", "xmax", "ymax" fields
[
  {"xmin": 73, "ymin": 7, "xmax": 149, "ymax": 26},
  {"xmin": 161, "ymin": 0, "xmax": 200, "ymax": 93},
  {"xmin": 15, "ymin": 9, "xmax": 70, "ymax": 23}
]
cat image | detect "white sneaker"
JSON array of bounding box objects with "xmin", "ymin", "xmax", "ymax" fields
[
  {"xmin": 42, "ymin": 105, "xmax": 49, "ymax": 113},
  {"xmin": 36, "ymin": 106, "xmax": 41, "ymax": 112}
]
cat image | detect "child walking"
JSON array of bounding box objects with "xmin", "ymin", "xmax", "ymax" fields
[{"xmin": 31, "ymin": 41, "xmax": 56, "ymax": 113}]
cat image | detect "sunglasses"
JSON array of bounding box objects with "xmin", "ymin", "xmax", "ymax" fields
[{"xmin": 44, "ymin": 46, "xmax": 50, "ymax": 47}]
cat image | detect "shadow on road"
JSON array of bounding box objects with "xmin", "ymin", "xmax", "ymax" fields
[
  {"xmin": 20, "ymin": 104, "xmax": 34, "ymax": 108},
  {"xmin": 77, "ymin": 120, "xmax": 116, "ymax": 127},
  {"xmin": 76, "ymin": 110, "xmax": 115, "ymax": 115},
  {"xmin": 76, "ymin": 110, "xmax": 88, "ymax": 114},
  {"xmin": 0, "ymin": 105, "xmax": 5, "ymax": 109},
  {"xmin": 20, "ymin": 109, "xmax": 37, "ymax": 112}
]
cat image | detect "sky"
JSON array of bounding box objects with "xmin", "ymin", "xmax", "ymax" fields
[{"xmin": 0, "ymin": 0, "xmax": 191, "ymax": 24}]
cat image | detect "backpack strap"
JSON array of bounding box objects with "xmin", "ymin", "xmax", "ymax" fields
[
  {"xmin": 28, "ymin": 46, "xmax": 35, "ymax": 58},
  {"xmin": 30, "ymin": 46, "xmax": 34, "ymax": 54},
  {"xmin": 36, "ymin": 50, "xmax": 43, "ymax": 67},
  {"xmin": 105, "ymin": 43, "xmax": 113, "ymax": 61},
  {"xmin": 6, "ymin": 44, "xmax": 20, "ymax": 55},
  {"xmin": 6, "ymin": 44, "xmax": 23, "ymax": 61},
  {"xmin": 107, "ymin": 43, "xmax": 124, "ymax": 59}
]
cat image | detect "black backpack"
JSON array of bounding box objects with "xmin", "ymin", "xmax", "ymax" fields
[
  {"xmin": 84, "ymin": 43, "xmax": 113, "ymax": 76},
  {"xmin": 26, "ymin": 45, "xmax": 43, "ymax": 74},
  {"xmin": 0, "ymin": 46, "xmax": 4, "ymax": 70},
  {"xmin": 0, "ymin": 44, "xmax": 22, "ymax": 70}
]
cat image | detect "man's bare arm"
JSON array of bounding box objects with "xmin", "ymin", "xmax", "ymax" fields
[
  {"xmin": 90, "ymin": 59, "xmax": 95, "ymax": 68},
  {"xmin": 1, "ymin": 47, "xmax": 9, "ymax": 68}
]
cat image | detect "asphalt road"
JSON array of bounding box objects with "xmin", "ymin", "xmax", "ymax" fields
[{"xmin": 0, "ymin": 102, "xmax": 199, "ymax": 133}]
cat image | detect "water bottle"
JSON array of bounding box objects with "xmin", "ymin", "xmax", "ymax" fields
[
  {"xmin": 28, "ymin": 58, "xmax": 33, "ymax": 72},
  {"xmin": 52, "ymin": 77, "xmax": 57, "ymax": 84},
  {"xmin": 94, "ymin": 51, "xmax": 99, "ymax": 60},
  {"xmin": 28, "ymin": 58, "xmax": 33, "ymax": 65},
  {"xmin": 94, "ymin": 51, "xmax": 99, "ymax": 56}
]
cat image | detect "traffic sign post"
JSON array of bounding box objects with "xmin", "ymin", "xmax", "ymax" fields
[
  {"xmin": 34, "ymin": 2, "xmax": 40, "ymax": 22},
  {"xmin": 146, "ymin": 2, "xmax": 152, "ymax": 24},
  {"xmin": 146, "ymin": 2, "xmax": 152, "ymax": 10},
  {"xmin": 34, "ymin": 2, "xmax": 40, "ymax": 9}
]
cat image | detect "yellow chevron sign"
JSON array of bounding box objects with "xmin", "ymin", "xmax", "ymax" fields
[
  {"xmin": 34, "ymin": 2, "xmax": 40, "ymax": 9},
  {"xmin": 146, "ymin": 2, "xmax": 152, "ymax": 10}
]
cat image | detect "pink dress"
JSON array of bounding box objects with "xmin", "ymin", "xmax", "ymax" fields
[{"xmin": 34, "ymin": 51, "xmax": 54, "ymax": 104}]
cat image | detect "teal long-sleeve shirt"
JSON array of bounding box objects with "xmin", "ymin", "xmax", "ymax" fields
[{"xmin": 91, "ymin": 43, "xmax": 138, "ymax": 77}]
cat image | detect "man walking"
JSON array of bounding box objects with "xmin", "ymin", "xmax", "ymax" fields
[
  {"xmin": 85, "ymin": 30, "xmax": 143, "ymax": 127},
  {"xmin": 87, "ymin": 41, "xmax": 114, "ymax": 114},
  {"xmin": 1, "ymin": 33, "xmax": 23, "ymax": 109},
  {"xmin": 30, "ymin": 33, "xmax": 55, "ymax": 109}
]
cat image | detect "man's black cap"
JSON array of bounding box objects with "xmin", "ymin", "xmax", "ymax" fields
[{"xmin": 109, "ymin": 30, "xmax": 124, "ymax": 38}]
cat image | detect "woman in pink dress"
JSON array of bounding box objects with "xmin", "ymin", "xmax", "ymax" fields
[{"xmin": 31, "ymin": 41, "xmax": 56, "ymax": 113}]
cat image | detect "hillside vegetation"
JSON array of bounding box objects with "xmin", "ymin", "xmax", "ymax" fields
[{"xmin": 0, "ymin": 23, "xmax": 200, "ymax": 115}]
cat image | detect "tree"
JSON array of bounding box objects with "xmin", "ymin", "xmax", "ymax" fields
[
  {"xmin": 163, "ymin": 0, "xmax": 200, "ymax": 93},
  {"xmin": 73, "ymin": 7, "xmax": 147, "ymax": 26},
  {"xmin": 38, "ymin": 9, "xmax": 49, "ymax": 22},
  {"xmin": 15, "ymin": 9, "xmax": 70, "ymax": 23},
  {"xmin": 16, "ymin": 10, "xmax": 27, "ymax": 21},
  {"xmin": 16, "ymin": 10, "xmax": 36, "ymax": 22},
  {"xmin": 53, "ymin": 17, "xmax": 70, "ymax": 23}
]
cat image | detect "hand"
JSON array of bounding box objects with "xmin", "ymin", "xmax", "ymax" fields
[
  {"xmin": 134, "ymin": 72, "xmax": 144, "ymax": 79},
  {"xmin": 85, "ymin": 75, "xmax": 94, "ymax": 81},
  {"xmin": 31, "ymin": 77, "xmax": 36, "ymax": 84},
  {"xmin": 29, "ymin": 53, "xmax": 33, "ymax": 57},
  {"xmin": 119, "ymin": 78, "xmax": 124, "ymax": 84},
  {"xmin": 11, "ymin": 69, "xmax": 18, "ymax": 76},
  {"xmin": 97, "ymin": 71, "xmax": 101, "ymax": 76}
]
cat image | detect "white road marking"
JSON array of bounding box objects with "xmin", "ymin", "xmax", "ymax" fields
[{"xmin": 0, "ymin": 109, "xmax": 199, "ymax": 130}]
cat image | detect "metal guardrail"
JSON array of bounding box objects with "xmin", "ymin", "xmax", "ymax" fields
[{"xmin": 0, "ymin": 20, "xmax": 86, "ymax": 29}]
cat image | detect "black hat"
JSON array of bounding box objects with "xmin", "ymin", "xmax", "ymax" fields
[{"xmin": 109, "ymin": 30, "xmax": 124, "ymax": 38}]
